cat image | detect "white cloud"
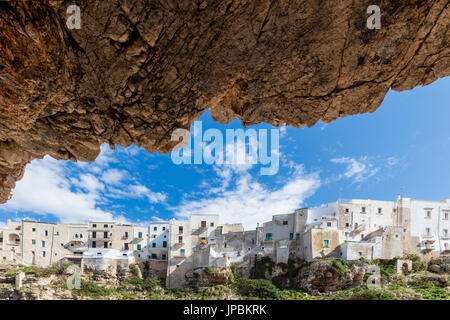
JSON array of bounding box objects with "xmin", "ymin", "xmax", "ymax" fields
[
  {"xmin": 101, "ymin": 168, "xmax": 128, "ymax": 185},
  {"xmin": 71, "ymin": 174, "xmax": 105, "ymax": 194},
  {"xmin": 4, "ymin": 157, "xmax": 116, "ymax": 223},
  {"xmin": 107, "ymin": 184, "xmax": 167, "ymax": 204},
  {"xmin": 173, "ymin": 165, "xmax": 320, "ymax": 230},
  {"xmin": 330, "ymin": 156, "xmax": 399, "ymax": 184}
]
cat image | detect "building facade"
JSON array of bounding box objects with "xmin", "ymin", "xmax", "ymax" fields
[{"xmin": 1, "ymin": 197, "xmax": 449, "ymax": 287}]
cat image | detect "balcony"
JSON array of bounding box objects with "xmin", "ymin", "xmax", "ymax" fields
[{"xmin": 353, "ymin": 224, "xmax": 365, "ymax": 234}]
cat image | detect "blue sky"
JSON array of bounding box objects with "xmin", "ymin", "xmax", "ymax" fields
[{"xmin": 1, "ymin": 77, "xmax": 449, "ymax": 229}]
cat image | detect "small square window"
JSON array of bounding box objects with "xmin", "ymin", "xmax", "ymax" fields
[
  {"xmin": 32, "ymin": 228, "xmax": 36, "ymax": 232},
  {"xmin": 323, "ymin": 240, "xmax": 330, "ymax": 248},
  {"xmin": 327, "ymin": 222, "xmax": 332, "ymax": 227},
  {"xmin": 154, "ymin": 226, "xmax": 157, "ymax": 231}
]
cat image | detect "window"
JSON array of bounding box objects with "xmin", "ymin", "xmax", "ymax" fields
[
  {"xmin": 426, "ymin": 211, "xmax": 432, "ymax": 218},
  {"xmin": 152, "ymin": 243, "xmax": 156, "ymax": 248},
  {"xmin": 162, "ymin": 226, "xmax": 166, "ymax": 231},
  {"xmin": 138, "ymin": 232, "xmax": 142, "ymax": 238},
  {"xmin": 32, "ymin": 239, "xmax": 36, "ymax": 245},
  {"xmin": 124, "ymin": 232, "xmax": 128, "ymax": 238},
  {"xmin": 224, "ymin": 243, "xmax": 227, "ymax": 248},
  {"xmin": 289, "ymin": 233, "xmax": 293, "ymax": 240},
  {"xmin": 153, "ymin": 234, "xmax": 156, "ymax": 238},
  {"xmin": 92, "ymin": 231, "xmax": 97, "ymax": 238},
  {"xmin": 283, "ymin": 221, "xmax": 288, "ymax": 225},
  {"xmin": 296, "ymin": 233, "xmax": 300, "ymax": 240},
  {"xmin": 178, "ymin": 236, "xmax": 183, "ymax": 244},
  {"xmin": 378, "ymin": 208, "xmax": 382, "ymax": 214},
  {"xmin": 248, "ymin": 248, "xmax": 251, "ymax": 251},
  {"xmin": 261, "ymin": 246, "xmax": 265, "ymax": 250},
  {"xmin": 60, "ymin": 243, "xmax": 64, "ymax": 247},
  {"xmin": 201, "ymin": 221, "xmax": 207, "ymax": 228},
  {"xmin": 103, "ymin": 242, "xmax": 108, "ymax": 248},
  {"xmin": 361, "ymin": 234, "xmax": 364, "ymax": 239},
  {"xmin": 153, "ymin": 226, "xmax": 157, "ymax": 231},
  {"xmin": 361, "ymin": 207, "xmax": 366, "ymax": 213},
  {"xmin": 179, "ymin": 226, "xmax": 183, "ymax": 234},
  {"xmin": 42, "ymin": 251, "xmax": 46, "ymax": 258},
  {"xmin": 265, "ymin": 233, "xmax": 272, "ymax": 241},
  {"xmin": 323, "ymin": 240, "xmax": 330, "ymax": 248},
  {"xmin": 345, "ymin": 223, "xmax": 350, "ymax": 227},
  {"xmin": 426, "ymin": 228, "xmax": 431, "ymax": 236},
  {"xmin": 210, "ymin": 222, "xmax": 214, "ymax": 227},
  {"xmin": 327, "ymin": 222, "xmax": 332, "ymax": 227},
  {"xmin": 137, "ymin": 244, "xmax": 141, "ymax": 251},
  {"xmin": 163, "ymin": 241, "xmax": 167, "ymax": 248},
  {"xmin": 180, "ymin": 249, "xmax": 185, "ymax": 257},
  {"xmin": 32, "ymin": 228, "xmax": 36, "ymax": 232},
  {"xmin": 44, "ymin": 230, "xmax": 48, "ymax": 236},
  {"xmin": 103, "ymin": 224, "xmax": 108, "ymax": 228},
  {"xmin": 92, "ymin": 241, "xmax": 96, "ymax": 248},
  {"xmin": 124, "ymin": 243, "xmax": 129, "ymax": 250},
  {"xmin": 103, "ymin": 231, "xmax": 108, "ymax": 239},
  {"xmin": 41, "ymin": 241, "xmax": 46, "ymax": 248},
  {"xmin": 444, "ymin": 212, "xmax": 449, "ymax": 220},
  {"xmin": 152, "ymin": 253, "xmax": 157, "ymax": 259},
  {"xmin": 93, "ymin": 224, "xmax": 97, "ymax": 228},
  {"xmin": 444, "ymin": 229, "xmax": 448, "ymax": 237},
  {"xmin": 162, "ymin": 254, "xmax": 166, "ymax": 260},
  {"xmin": 345, "ymin": 208, "xmax": 349, "ymax": 213}
]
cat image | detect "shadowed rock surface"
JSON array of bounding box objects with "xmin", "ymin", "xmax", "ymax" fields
[{"xmin": 0, "ymin": 0, "xmax": 449, "ymax": 203}]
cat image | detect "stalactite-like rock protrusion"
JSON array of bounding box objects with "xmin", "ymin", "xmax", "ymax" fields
[{"xmin": 0, "ymin": 0, "xmax": 449, "ymax": 203}]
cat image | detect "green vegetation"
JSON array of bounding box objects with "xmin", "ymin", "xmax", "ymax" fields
[
  {"xmin": 331, "ymin": 259, "xmax": 348, "ymax": 279},
  {"xmin": 408, "ymin": 280, "xmax": 449, "ymax": 300},
  {"xmin": 236, "ymin": 278, "xmax": 282, "ymax": 299},
  {"xmin": 72, "ymin": 280, "xmax": 113, "ymax": 298},
  {"xmin": 250, "ymin": 256, "xmax": 275, "ymax": 279}
]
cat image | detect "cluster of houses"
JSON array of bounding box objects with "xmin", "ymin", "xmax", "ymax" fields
[{"xmin": 1, "ymin": 197, "xmax": 449, "ymax": 287}]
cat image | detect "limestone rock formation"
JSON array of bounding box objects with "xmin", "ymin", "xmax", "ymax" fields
[{"xmin": 0, "ymin": 0, "xmax": 449, "ymax": 203}]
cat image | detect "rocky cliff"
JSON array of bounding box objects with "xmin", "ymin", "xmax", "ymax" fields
[{"xmin": 0, "ymin": 0, "xmax": 449, "ymax": 202}]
